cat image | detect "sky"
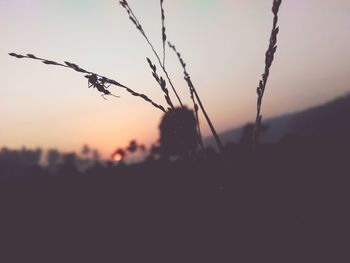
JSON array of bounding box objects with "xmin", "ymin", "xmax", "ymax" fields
[{"xmin": 1, "ymin": 0, "xmax": 350, "ymax": 158}]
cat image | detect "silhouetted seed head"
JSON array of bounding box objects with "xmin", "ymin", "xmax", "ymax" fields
[
  {"xmin": 26, "ymin": 54, "xmax": 37, "ymax": 59},
  {"xmin": 272, "ymin": 0, "xmax": 282, "ymax": 15},
  {"xmin": 253, "ymin": 0, "xmax": 282, "ymax": 146},
  {"xmin": 8, "ymin": 53, "xmax": 25, "ymax": 59},
  {"xmin": 167, "ymin": 42, "xmax": 204, "ymax": 148},
  {"xmin": 119, "ymin": 0, "xmax": 183, "ymax": 107},
  {"xmin": 160, "ymin": 0, "xmax": 167, "ymax": 66},
  {"xmin": 9, "ymin": 52, "xmax": 166, "ymax": 111},
  {"xmin": 146, "ymin": 57, "xmax": 174, "ymax": 110}
]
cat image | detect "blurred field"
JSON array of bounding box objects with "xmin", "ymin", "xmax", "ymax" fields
[{"xmin": 1, "ymin": 139, "xmax": 349, "ymax": 262}]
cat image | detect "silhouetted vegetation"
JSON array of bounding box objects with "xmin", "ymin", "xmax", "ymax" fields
[
  {"xmin": 1, "ymin": 116, "xmax": 349, "ymax": 262},
  {"xmin": 158, "ymin": 107, "xmax": 199, "ymax": 159},
  {"xmin": 4, "ymin": 0, "xmax": 350, "ymax": 262},
  {"xmin": 9, "ymin": 0, "xmax": 226, "ymax": 151},
  {"xmin": 254, "ymin": 0, "xmax": 282, "ymax": 146},
  {"xmin": 2, "ymin": 93, "xmax": 350, "ymax": 262}
]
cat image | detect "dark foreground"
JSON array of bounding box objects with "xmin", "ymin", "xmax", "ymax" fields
[{"xmin": 1, "ymin": 141, "xmax": 349, "ymax": 262}]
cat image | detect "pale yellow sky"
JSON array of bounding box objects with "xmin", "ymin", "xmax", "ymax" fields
[{"xmin": 1, "ymin": 0, "xmax": 350, "ymax": 157}]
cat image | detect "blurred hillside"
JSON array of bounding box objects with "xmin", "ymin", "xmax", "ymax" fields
[{"xmin": 206, "ymin": 93, "xmax": 350, "ymax": 145}]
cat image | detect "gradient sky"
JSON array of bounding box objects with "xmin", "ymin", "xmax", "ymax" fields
[{"xmin": 1, "ymin": 0, "xmax": 350, "ymax": 158}]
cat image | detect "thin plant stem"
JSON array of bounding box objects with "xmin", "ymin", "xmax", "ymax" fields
[
  {"xmin": 119, "ymin": 0, "xmax": 183, "ymax": 108},
  {"xmin": 9, "ymin": 53, "xmax": 166, "ymax": 113},
  {"xmin": 253, "ymin": 0, "xmax": 282, "ymax": 147},
  {"xmin": 146, "ymin": 57, "xmax": 174, "ymax": 110},
  {"xmin": 160, "ymin": 0, "xmax": 166, "ymax": 67},
  {"xmin": 168, "ymin": 42, "xmax": 224, "ymax": 152}
]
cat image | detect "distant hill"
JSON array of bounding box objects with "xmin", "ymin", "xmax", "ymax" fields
[{"xmin": 206, "ymin": 93, "xmax": 350, "ymax": 146}]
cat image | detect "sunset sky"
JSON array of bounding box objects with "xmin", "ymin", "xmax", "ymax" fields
[{"xmin": 1, "ymin": 0, "xmax": 350, "ymax": 158}]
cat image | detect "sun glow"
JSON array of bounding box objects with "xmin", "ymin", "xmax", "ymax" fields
[{"xmin": 113, "ymin": 153, "xmax": 124, "ymax": 162}]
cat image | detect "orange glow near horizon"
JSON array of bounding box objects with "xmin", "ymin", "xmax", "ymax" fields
[
  {"xmin": 1, "ymin": 0, "xmax": 350, "ymax": 157},
  {"xmin": 112, "ymin": 153, "xmax": 124, "ymax": 162}
]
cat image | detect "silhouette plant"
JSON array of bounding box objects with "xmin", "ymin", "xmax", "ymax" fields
[
  {"xmin": 9, "ymin": 0, "xmax": 282, "ymax": 153},
  {"xmin": 119, "ymin": 0, "xmax": 222, "ymax": 151},
  {"xmin": 146, "ymin": 57, "xmax": 174, "ymax": 110},
  {"xmin": 119, "ymin": 0, "xmax": 182, "ymax": 108},
  {"xmin": 168, "ymin": 42, "xmax": 220, "ymax": 151},
  {"xmin": 253, "ymin": 0, "xmax": 282, "ymax": 146},
  {"xmin": 9, "ymin": 0, "xmax": 224, "ymax": 152},
  {"xmin": 8, "ymin": 53, "xmax": 166, "ymax": 112}
]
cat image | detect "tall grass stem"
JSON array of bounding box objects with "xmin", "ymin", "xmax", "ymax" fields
[
  {"xmin": 168, "ymin": 42, "xmax": 223, "ymax": 152},
  {"xmin": 8, "ymin": 53, "xmax": 167, "ymax": 113},
  {"xmin": 253, "ymin": 0, "xmax": 282, "ymax": 147}
]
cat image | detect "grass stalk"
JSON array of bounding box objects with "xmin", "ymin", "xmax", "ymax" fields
[
  {"xmin": 8, "ymin": 53, "xmax": 166, "ymax": 113},
  {"xmin": 168, "ymin": 42, "xmax": 223, "ymax": 152},
  {"xmin": 253, "ymin": 0, "xmax": 282, "ymax": 147},
  {"xmin": 119, "ymin": 0, "xmax": 183, "ymax": 108},
  {"xmin": 146, "ymin": 57, "xmax": 174, "ymax": 110},
  {"xmin": 160, "ymin": 0, "xmax": 166, "ymax": 67}
]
